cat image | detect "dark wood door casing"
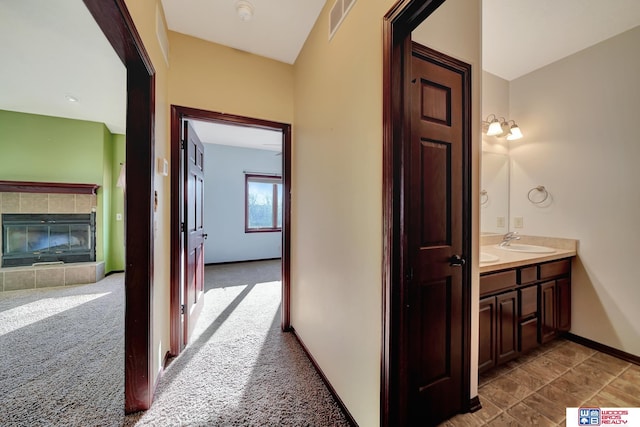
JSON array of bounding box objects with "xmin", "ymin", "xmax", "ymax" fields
[
  {"xmin": 382, "ymin": 1, "xmax": 471, "ymax": 424},
  {"xmin": 83, "ymin": 0, "xmax": 155, "ymax": 413},
  {"xmin": 170, "ymin": 106, "xmax": 292, "ymax": 356}
]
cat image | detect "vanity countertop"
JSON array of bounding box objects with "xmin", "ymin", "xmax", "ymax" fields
[{"xmin": 479, "ymin": 235, "xmax": 577, "ymax": 273}]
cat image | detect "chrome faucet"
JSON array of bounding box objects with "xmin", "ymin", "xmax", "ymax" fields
[{"xmin": 499, "ymin": 231, "xmax": 521, "ymax": 247}]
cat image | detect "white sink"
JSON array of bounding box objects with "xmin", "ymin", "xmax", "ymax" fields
[
  {"xmin": 480, "ymin": 252, "xmax": 500, "ymax": 263},
  {"xmin": 496, "ymin": 244, "xmax": 555, "ymax": 254}
]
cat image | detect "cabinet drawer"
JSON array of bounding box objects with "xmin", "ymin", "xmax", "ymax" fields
[
  {"xmin": 518, "ymin": 266, "xmax": 537, "ymax": 285},
  {"xmin": 519, "ymin": 286, "xmax": 538, "ymax": 318},
  {"xmin": 540, "ymin": 259, "xmax": 571, "ymax": 280},
  {"xmin": 520, "ymin": 317, "xmax": 538, "ymax": 353},
  {"xmin": 480, "ymin": 270, "xmax": 517, "ymax": 296}
]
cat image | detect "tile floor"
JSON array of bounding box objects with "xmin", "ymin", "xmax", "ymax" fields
[{"xmin": 440, "ymin": 338, "xmax": 640, "ymax": 426}]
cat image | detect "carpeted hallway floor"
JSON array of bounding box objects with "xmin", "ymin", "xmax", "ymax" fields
[{"xmin": 0, "ymin": 260, "xmax": 350, "ymax": 426}]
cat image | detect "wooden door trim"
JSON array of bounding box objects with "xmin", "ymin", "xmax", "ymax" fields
[
  {"xmin": 170, "ymin": 105, "xmax": 292, "ymax": 356},
  {"xmin": 382, "ymin": 1, "xmax": 472, "ymax": 425},
  {"xmin": 83, "ymin": 0, "xmax": 155, "ymax": 413}
]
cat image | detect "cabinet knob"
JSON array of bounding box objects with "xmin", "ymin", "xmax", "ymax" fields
[{"xmin": 449, "ymin": 254, "xmax": 466, "ymax": 267}]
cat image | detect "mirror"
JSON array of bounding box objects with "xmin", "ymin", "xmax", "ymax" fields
[{"xmin": 481, "ymin": 151, "xmax": 509, "ymax": 235}]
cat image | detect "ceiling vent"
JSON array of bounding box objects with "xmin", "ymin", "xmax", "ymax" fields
[{"xmin": 329, "ymin": 0, "xmax": 356, "ymax": 40}]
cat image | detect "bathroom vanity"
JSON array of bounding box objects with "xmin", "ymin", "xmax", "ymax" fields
[{"xmin": 478, "ymin": 236, "xmax": 577, "ymax": 373}]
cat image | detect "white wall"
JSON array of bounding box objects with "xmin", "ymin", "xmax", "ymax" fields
[
  {"xmin": 509, "ymin": 26, "xmax": 640, "ymax": 356},
  {"xmin": 203, "ymin": 143, "xmax": 282, "ymax": 264}
]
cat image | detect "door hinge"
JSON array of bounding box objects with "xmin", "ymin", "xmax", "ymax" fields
[
  {"xmin": 180, "ymin": 304, "xmax": 185, "ymax": 315},
  {"xmin": 407, "ymin": 267, "xmax": 414, "ymax": 281},
  {"xmin": 180, "ymin": 222, "xmax": 185, "ymax": 232},
  {"xmin": 181, "ymin": 139, "xmax": 185, "ymax": 150}
]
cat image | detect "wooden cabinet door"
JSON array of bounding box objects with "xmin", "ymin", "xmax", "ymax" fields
[
  {"xmin": 496, "ymin": 291, "xmax": 519, "ymax": 365},
  {"xmin": 479, "ymin": 296, "xmax": 496, "ymax": 373},
  {"xmin": 520, "ymin": 317, "xmax": 539, "ymax": 353},
  {"xmin": 540, "ymin": 281, "xmax": 557, "ymax": 343},
  {"xmin": 557, "ymin": 278, "xmax": 571, "ymax": 332}
]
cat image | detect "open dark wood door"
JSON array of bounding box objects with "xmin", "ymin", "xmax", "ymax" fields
[
  {"xmin": 183, "ymin": 121, "xmax": 205, "ymax": 346},
  {"xmin": 405, "ymin": 42, "xmax": 470, "ymax": 425}
]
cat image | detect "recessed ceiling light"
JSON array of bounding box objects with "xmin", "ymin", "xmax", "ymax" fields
[
  {"xmin": 236, "ymin": 1, "xmax": 254, "ymax": 22},
  {"xmin": 65, "ymin": 95, "xmax": 79, "ymax": 103}
]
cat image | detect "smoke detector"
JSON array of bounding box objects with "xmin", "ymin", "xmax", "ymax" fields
[{"xmin": 236, "ymin": 1, "xmax": 254, "ymax": 22}]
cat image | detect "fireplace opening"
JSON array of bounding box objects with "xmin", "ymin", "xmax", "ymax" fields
[{"xmin": 2, "ymin": 213, "xmax": 96, "ymax": 267}]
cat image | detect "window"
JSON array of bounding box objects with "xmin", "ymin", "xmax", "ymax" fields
[{"xmin": 245, "ymin": 174, "xmax": 282, "ymax": 232}]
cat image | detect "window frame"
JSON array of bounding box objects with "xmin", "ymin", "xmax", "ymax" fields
[{"xmin": 244, "ymin": 174, "xmax": 282, "ymax": 233}]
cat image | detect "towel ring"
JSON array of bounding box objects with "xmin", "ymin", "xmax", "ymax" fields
[
  {"xmin": 480, "ymin": 190, "xmax": 488, "ymax": 206},
  {"xmin": 527, "ymin": 185, "xmax": 549, "ymax": 204}
]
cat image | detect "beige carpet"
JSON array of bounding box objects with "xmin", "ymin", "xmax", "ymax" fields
[
  {"xmin": 0, "ymin": 273, "xmax": 125, "ymax": 426},
  {"xmin": 125, "ymin": 259, "xmax": 350, "ymax": 426},
  {"xmin": 0, "ymin": 260, "xmax": 350, "ymax": 426}
]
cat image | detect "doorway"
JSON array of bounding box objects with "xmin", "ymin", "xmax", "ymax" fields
[
  {"xmin": 382, "ymin": 1, "xmax": 473, "ymax": 425},
  {"xmin": 170, "ymin": 105, "xmax": 292, "ymax": 355},
  {"xmin": 85, "ymin": 0, "xmax": 156, "ymax": 413}
]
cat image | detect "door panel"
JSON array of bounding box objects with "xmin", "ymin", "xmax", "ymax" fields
[
  {"xmin": 407, "ymin": 43, "xmax": 468, "ymax": 425},
  {"xmin": 184, "ymin": 121, "xmax": 205, "ymax": 346},
  {"xmin": 496, "ymin": 291, "xmax": 518, "ymax": 364},
  {"xmin": 478, "ymin": 297, "xmax": 496, "ymax": 373},
  {"xmin": 416, "ymin": 278, "xmax": 452, "ymax": 386},
  {"xmin": 556, "ymin": 278, "xmax": 571, "ymax": 332},
  {"xmin": 540, "ymin": 281, "xmax": 557, "ymax": 343}
]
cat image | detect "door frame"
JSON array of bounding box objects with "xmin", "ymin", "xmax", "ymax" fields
[
  {"xmin": 382, "ymin": 0, "xmax": 472, "ymax": 425},
  {"xmin": 84, "ymin": 0, "xmax": 155, "ymax": 413},
  {"xmin": 170, "ymin": 105, "xmax": 292, "ymax": 355}
]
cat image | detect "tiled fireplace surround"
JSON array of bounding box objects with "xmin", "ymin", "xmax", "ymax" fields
[{"xmin": 0, "ymin": 191, "xmax": 105, "ymax": 292}]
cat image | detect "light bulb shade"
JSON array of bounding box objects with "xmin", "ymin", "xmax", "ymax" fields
[
  {"xmin": 486, "ymin": 120, "xmax": 503, "ymax": 136},
  {"xmin": 507, "ymin": 124, "xmax": 523, "ymax": 140}
]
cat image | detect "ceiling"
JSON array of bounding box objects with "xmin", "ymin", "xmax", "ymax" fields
[
  {"xmin": 0, "ymin": 0, "xmax": 126, "ymax": 134},
  {"xmin": 160, "ymin": 0, "xmax": 326, "ymax": 65},
  {"xmin": 190, "ymin": 120, "xmax": 282, "ymax": 152},
  {"xmin": 483, "ymin": 0, "xmax": 640, "ymax": 81},
  {"xmin": 3, "ymin": 1, "xmax": 640, "ymax": 142}
]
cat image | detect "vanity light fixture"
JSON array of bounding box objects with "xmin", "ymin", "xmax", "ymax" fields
[
  {"xmin": 506, "ymin": 120, "xmax": 523, "ymax": 140},
  {"xmin": 485, "ymin": 114, "xmax": 503, "ymax": 136},
  {"xmin": 482, "ymin": 114, "xmax": 524, "ymax": 140}
]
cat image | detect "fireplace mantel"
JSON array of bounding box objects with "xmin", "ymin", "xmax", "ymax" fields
[{"xmin": 0, "ymin": 181, "xmax": 100, "ymax": 195}]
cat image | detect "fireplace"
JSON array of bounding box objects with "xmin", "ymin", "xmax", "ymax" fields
[{"xmin": 2, "ymin": 213, "xmax": 96, "ymax": 267}]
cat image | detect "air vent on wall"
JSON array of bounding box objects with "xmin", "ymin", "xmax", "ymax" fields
[{"xmin": 329, "ymin": 0, "xmax": 356, "ymax": 40}]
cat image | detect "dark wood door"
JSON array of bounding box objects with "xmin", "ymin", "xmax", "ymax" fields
[
  {"xmin": 479, "ymin": 296, "xmax": 496, "ymax": 373},
  {"xmin": 183, "ymin": 121, "xmax": 205, "ymax": 346},
  {"xmin": 406, "ymin": 42, "xmax": 469, "ymax": 425},
  {"xmin": 496, "ymin": 291, "xmax": 518, "ymax": 364},
  {"xmin": 540, "ymin": 281, "xmax": 557, "ymax": 343}
]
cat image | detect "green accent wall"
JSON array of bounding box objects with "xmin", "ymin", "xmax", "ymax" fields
[
  {"xmin": 109, "ymin": 134, "xmax": 126, "ymax": 271},
  {"xmin": 0, "ymin": 109, "xmax": 125, "ymax": 273}
]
